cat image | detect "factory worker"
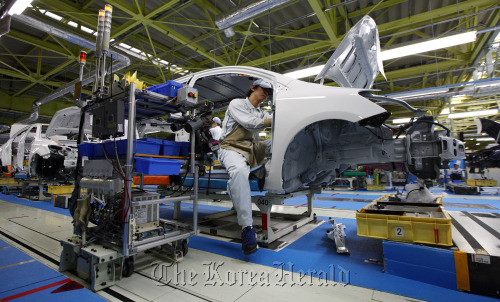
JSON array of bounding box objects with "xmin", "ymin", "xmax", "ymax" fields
[
  {"xmin": 449, "ymin": 160, "xmax": 464, "ymax": 181},
  {"xmin": 218, "ymin": 78, "xmax": 273, "ymax": 255},
  {"xmin": 210, "ymin": 117, "xmax": 223, "ymax": 141}
]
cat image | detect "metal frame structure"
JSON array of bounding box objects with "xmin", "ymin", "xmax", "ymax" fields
[
  {"xmin": 0, "ymin": 1, "xmax": 499, "ymax": 152},
  {"xmin": 60, "ymin": 82, "xmax": 200, "ymax": 291},
  {"xmin": 197, "ymin": 188, "xmax": 320, "ymax": 247}
]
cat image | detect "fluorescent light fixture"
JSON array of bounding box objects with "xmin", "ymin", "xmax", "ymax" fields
[
  {"xmin": 392, "ymin": 118, "xmax": 411, "ymax": 124},
  {"xmin": 81, "ymin": 26, "xmax": 93, "ymax": 34},
  {"xmin": 448, "ymin": 109, "xmax": 498, "ymax": 119},
  {"xmin": 476, "ymin": 138, "xmax": 495, "ymax": 141},
  {"xmin": 259, "ymin": 133, "xmax": 267, "ymax": 137},
  {"xmin": 391, "ymin": 88, "xmax": 448, "ymax": 99},
  {"xmin": 129, "ymin": 47, "xmax": 141, "ymax": 53},
  {"xmin": 284, "ymin": 65, "xmax": 324, "ymax": 79},
  {"xmin": 44, "ymin": 11, "xmax": 63, "ymax": 21},
  {"xmin": 380, "ymin": 31, "xmax": 477, "ymax": 61},
  {"xmin": 119, "ymin": 43, "xmax": 132, "ymax": 49},
  {"xmin": 285, "ymin": 31, "xmax": 476, "ymax": 79},
  {"xmin": 8, "ymin": 0, "xmax": 33, "ymax": 15},
  {"xmin": 67, "ymin": 21, "xmax": 78, "ymax": 28}
]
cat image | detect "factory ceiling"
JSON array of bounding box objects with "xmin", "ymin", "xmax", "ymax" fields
[{"xmin": 0, "ymin": 0, "xmax": 498, "ymax": 151}]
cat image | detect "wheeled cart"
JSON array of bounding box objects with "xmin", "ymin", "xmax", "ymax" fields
[{"xmin": 60, "ymin": 80, "xmax": 201, "ymax": 291}]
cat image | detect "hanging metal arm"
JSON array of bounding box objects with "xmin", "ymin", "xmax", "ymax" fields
[
  {"xmin": 13, "ymin": 14, "xmax": 131, "ymax": 123},
  {"xmin": 359, "ymin": 91, "xmax": 427, "ymax": 117}
]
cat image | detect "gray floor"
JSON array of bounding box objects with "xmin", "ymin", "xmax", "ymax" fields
[{"xmin": 0, "ymin": 193, "xmax": 431, "ymax": 302}]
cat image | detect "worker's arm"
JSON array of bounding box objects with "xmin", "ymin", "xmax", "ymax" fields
[{"xmin": 228, "ymin": 99, "xmax": 272, "ymax": 131}]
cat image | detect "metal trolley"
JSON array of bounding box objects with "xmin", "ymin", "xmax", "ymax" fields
[{"xmin": 60, "ymin": 81, "xmax": 200, "ymax": 291}]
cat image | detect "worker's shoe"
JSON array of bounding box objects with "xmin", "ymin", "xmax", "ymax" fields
[{"xmin": 241, "ymin": 226, "xmax": 258, "ymax": 255}]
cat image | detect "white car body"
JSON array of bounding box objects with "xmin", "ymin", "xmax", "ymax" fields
[
  {"xmin": 178, "ymin": 67, "xmax": 390, "ymax": 193},
  {"xmin": 0, "ymin": 107, "xmax": 87, "ymax": 179},
  {"xmin": 174, "ymin": 16, "xmax": 464, "ymax": 194}
]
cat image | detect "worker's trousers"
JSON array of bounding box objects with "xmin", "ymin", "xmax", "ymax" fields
[{"xmin": 218, "ymin": 148, "xmax": 252, "ymax": 227}]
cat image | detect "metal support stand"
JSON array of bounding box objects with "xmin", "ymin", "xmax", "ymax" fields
[
  {"xmin": 197, "ymin": 188, "xmax": 320, "ymax": 246},
  {"xmin": 60, "ymin": 83, "xmax": 200, "ymax": 291},
  {"xmin": 17, "ymin": 179, "xmax": 54, "ymax": 201}
]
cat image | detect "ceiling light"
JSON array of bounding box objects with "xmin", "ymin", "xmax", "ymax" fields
[
  {"xmin": 448, "ymin": 109, "xmax": 498, "ymax": 119},
  {"xmin": 476, "ymin": 138, "xmax": 495, "ymax": 141},
  {"xmin": 119, "ymin": 43, "xmax": 132, "ymax": 49},
  {"xmin": 284, "ymin": 65, "xmax": 325, "ymax": 79},
  {"xmin": 44, "ymin": 11, "xmax": 63, "ymax": 21},
  {"xmin": 8, "ymin": 0, "xmax": 33, "ymax": 16},
  {"xmin": 81, "ymin": 26, "xmax": 93, "ymax": 34},
  {"xmin": 285, "ymin": 31, "xmax": 477, "ymax": 80},
  {"xmin": 451, "ymin": 94, "xmax": 468, "ymax": 99},
  {"xmin": 380, "ymin": 31, "xmax": 477, "ymax": 61},
  {"xmin": 390, "ymin": 88, "xmax": 448, "ymax": 99},
  {"xmin": 392, "ymin": 118, "xmax": 411, "ymax": 124},
  {"xmin": 67, "ymin": 21, "xmax": 78, "ymax": 28}
]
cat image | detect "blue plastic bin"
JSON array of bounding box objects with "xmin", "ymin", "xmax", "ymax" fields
[
  {"xmin": 145, "ymin": 80, "xmax": 183, "ymax": 98},
  {"xmin": 104, "ymin": 140, "xmax": 161, "ymax": 157},
  {"xmin": 135, "ymin": 157, "xmax": 182, "ymax": 175},
  {"xmin": 161, "ymin": 141, "xmax": 182, "ymax": 156},
  {"xmin": 78, "ymin": 143, "xmax": 104, "ymax": 158},
  {"xmin": 178, "ymin": 142, "xmax": 190, "ymax": 157},
  {"xmin": 78, "ymin": 143, "xmax": 91, "ymax": 157},
  {"xmin": 143, "ymin": 138, "xmax": 164, "ymax": 144}
]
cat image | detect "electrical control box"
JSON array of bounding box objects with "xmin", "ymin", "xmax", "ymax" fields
[
  {"xmin": 92, "ymin": 99, "xmax": 125, "ymax": 139},
  {"xmin": 83, "ymin": 159, "xmax": 114, "ymax": 177},
  {"xmin": 177, "ymin": 87, "xmax": 198, "ymax": 107}
]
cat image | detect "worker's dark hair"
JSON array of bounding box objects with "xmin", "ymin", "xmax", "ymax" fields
[{"xmin": 247, "ymin": 86, "xmax": 257, "ymax": 97}]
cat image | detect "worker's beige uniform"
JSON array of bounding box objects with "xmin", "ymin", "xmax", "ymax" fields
[{"xmin": 218, "ymin": 97, "xmax": 272, "ymax": 227}]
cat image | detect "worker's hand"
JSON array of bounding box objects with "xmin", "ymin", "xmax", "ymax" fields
[{"xmin": 264, "ymin": 118, "xmax": 272, "ymax": 127}]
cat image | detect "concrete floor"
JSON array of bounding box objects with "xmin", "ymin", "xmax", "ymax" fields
[{"xmin": 0, "ymin": 192, "xmax": 430, "ymax": 302}]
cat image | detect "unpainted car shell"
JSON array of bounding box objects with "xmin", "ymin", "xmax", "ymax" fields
[
  {"xmin": 0, "ymin": 107, "xmax": 83, "ymax": 178},
  {"xmin": 177, "ymin": 66, "xmax": 387, "ymax": 194}
]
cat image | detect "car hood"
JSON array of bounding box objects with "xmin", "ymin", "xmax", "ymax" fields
[
  {"xmin": 45, "ymin": 106, "xmax": 91, "ymax": 138},
  {"xmin": 315, "ymin": 15, "xmax": 385, "ymax": 89}
]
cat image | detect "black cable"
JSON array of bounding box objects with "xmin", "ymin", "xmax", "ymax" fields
[
  {"xmin": 405, "ymin": 187, "xmax": 422, "ymax": 199},
  {"xmin": 413, "ymin": 120, "xmax": 451, "ymax": 136},
  {"xmin": 162, "ymin": 157, "xmax": 192, "ymax": 197}
]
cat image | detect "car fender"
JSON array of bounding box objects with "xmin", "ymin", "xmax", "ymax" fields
[{"xmin": 264, "ymin": 80, "xmax": 387, "ymax": 193}]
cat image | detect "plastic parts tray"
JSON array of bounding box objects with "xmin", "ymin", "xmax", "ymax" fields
[
  {"xmin": 356, "ymin": 195, "xmax": 452, "ymax": 246},
  {"xmin": 145, "ymin": 80, "xmax": 183, "ymax": 98},
  {"xmin": 104, "ymin": 140, "xmax": 161, "ymax": 157},
  {"xmin": 135, "ymin": 157, "xmax": 182, "ymax": 175}
]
